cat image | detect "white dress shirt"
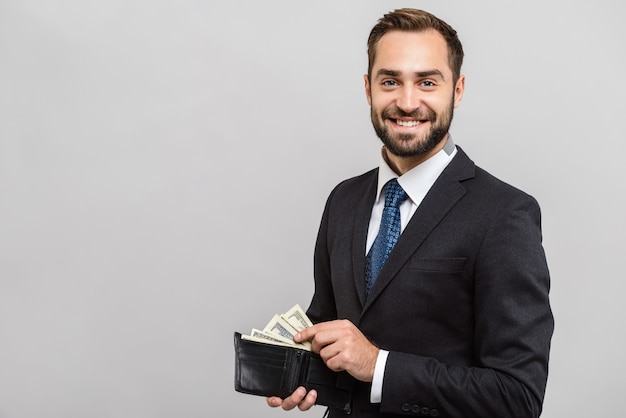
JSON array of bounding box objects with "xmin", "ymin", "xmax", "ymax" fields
[{"xmin": 367, "ymin": 137, "xmax": 457, "ymax": 403}]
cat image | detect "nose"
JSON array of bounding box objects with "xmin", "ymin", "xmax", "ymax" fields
[{"xmin": 396, "ymin": 86, "xmax": 420, "ymax": 113}]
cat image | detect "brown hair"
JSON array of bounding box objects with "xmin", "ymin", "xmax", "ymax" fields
[{"xmin": 367, "ymin": 8, "xmax": 464, "ymax": 83}]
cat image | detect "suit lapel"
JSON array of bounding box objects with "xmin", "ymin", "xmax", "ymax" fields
[
  {"xmin": 362, "ymin": 148, "xmax": 475, "ymax": 312},
  {"xmin": 351, "ymin": 172, "xmax": 378, "ymax": 308}
]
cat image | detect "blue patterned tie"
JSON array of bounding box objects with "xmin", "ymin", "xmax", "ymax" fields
[{"xmin": 365, "ymin": 179, "xmax": 408, "ymax": 295}]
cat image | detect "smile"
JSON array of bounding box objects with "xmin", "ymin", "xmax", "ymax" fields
[{"xmin": 393, "ymin": 119, "xmax": 425, "ymax": 127}]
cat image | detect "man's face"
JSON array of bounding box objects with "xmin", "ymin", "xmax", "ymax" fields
[{"xmin": 365, "ymin": 30, "xmax": 464, "ymax": 159}]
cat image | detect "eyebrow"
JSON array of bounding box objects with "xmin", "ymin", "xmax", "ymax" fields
[{"xmin": 375, "ymin": 68, "xmax": 446, "ymax": 81}]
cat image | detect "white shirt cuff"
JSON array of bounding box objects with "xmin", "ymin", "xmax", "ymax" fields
[{"xmin": 370, "ymin": 349, "xmax": 389, "ymax": 403}]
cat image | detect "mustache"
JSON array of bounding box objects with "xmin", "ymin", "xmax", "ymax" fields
[{"xmin": 382, "ymin": 107, "xmax": 435, "ymax": 120}]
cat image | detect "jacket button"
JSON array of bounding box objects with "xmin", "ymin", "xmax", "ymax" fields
[
  {"xmin": 430, "ymin": 409, "xmax": 439, "ymax": 417},
  {"xmin": 401, "ymin": 403, "xmax": 411, "ymax": 412},
  {"xmin": 411, "ymin": 404, "xmax": 421, "ymax": 413},
  {"xmin": 420, "ymin": 407, "xmax": 429, "ymax": 415}
]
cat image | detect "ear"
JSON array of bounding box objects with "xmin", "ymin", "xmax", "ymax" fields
[
  {"xmin": 453, "ymin": 75, "xmax": 465, "ymax": 108},
  {"xmin": 364, "ymin": 74, "xmax": 372, "ymax": 106}
]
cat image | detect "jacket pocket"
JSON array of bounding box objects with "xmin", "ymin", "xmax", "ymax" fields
[{"xmin": 407, "ymin": 257, "xmax": 466, "ymax": 273}]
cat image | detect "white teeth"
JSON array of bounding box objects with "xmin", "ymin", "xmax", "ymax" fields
[{"xmin": 396, "ymin": 120, "xmax": 421, "ymax": 127}]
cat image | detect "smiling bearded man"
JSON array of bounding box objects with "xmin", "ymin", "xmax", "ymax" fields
[{"xmin": 265, "ymin": 8, "xmax": 553, "ymax": 418}]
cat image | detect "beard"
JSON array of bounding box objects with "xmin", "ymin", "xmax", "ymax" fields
[{"xmin": 371, "ymin": 99, "xmax": 454, "ymax": 158}]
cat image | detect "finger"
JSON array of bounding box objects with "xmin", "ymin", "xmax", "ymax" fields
[
  {"xmin": 311, "ymin": 327, "xmax": 351, "ymax": 353},
  {"xmin": 266, "ymin": 397, "xmax": 282, "ymax": 408},
  {"xmin": 324, "ymin": 354, "xmax": 347, "ymax": 372},
  {"xmin": 297, "ymin": 389, "xmax": 318, "ymax": 411},
  {"xmin": 296, "ymin": 321, "xmax": 344, "ymax": 346},
  {"xmin": 280, "ymin": 386, "xmax": 307, "ymax": 411},
  {"xmin": 319, "ymin": 341, "xmax": 348, "ymax": 373},
  {"xmin": 294, "ymin": 323, "xmax": 320, "ymax": 342},
  {"xmin": 315, "ymin": 319, "xmax": 356, "ymax": 343}
]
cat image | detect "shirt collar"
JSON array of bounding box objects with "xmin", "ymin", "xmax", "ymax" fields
[{"xmin": 374, "ymin": 136, "xmax": 457, "ymax": 204}]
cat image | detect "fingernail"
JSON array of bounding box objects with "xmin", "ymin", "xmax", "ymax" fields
[{"xmin": 294, "ymin": 333, "xmax": 301, "ymax": 341}]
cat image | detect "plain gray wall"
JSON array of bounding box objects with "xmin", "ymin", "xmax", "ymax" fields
[{"xmin": 1, "ymin": 1, "xmax": 624, "ymax": 417}]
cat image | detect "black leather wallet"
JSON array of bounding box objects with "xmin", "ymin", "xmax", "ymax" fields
[{"xmin": 233, "ymin": 332, "xmax": 352, "ymax": 413}]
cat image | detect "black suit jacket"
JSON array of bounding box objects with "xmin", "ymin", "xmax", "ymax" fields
[{"xmin": 307, "ymin": 147, "xmax": 554, "ymax": 417}]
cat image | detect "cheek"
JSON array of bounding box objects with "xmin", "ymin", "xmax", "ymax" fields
[
  {"xmin": 370, "ymin": 91, "xmax": 396, "ymax": 110},
  {"xmin": 371, "ymin": 98, "xmax": 396, "ymax": 117},
  {"xmin": 425, "ymin": 97, "xmax": 452, "ymax": 115}
]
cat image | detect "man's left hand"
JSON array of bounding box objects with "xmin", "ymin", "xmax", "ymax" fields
[{"xmin": 294, "ymin": 319, "xmax": 379, "ymax": 383}]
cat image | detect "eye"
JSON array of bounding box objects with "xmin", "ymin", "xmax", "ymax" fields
[
  {"xmin": 420, "ymin": 80, "xmax": 436, "ymax": 88},
  {"xmin": 381, "ymin": 79, "xmax": 399, "ymax": 87}
]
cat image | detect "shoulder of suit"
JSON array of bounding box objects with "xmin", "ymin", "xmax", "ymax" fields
[{"xmin": 333, "ymin": 167, "xmax": 377, "ymax": 191}]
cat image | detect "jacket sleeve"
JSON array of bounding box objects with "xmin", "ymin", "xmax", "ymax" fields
[
  {"xmin": 306, "ymin": 184, "xmax": 339, "ymax": 325},
  {"xmin": 380, "ymin": 193, "xmax": 554, "ymax": 417}
]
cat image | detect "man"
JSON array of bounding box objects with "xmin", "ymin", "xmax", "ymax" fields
[{"xmin": 268, "ymin": 8, "xmax": 553, "ymax": 417}]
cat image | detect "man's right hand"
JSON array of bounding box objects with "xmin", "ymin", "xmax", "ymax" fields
[{"xmin": 266, "ymin": 387, "xmax": 317, "ymax": 411}]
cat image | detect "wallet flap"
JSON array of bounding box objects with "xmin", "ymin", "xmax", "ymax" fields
[{"xmin": 305, "ymin": 355, "xmax": 352, "ymax": 414}]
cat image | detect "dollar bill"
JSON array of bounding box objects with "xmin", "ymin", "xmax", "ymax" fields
[
  {"xmin": 282, "ymin": 304, "xmax": 313, "ymax": 332},
  {"xmin": 241, "ymin": 304, "xmax": 313, "ymax": 351},
  {"xmin": 263, "ymin": 314, "xmax": 312, "ymax": 351},
  {"xmin": 241, "ymin": 329, "xmax": 301, "ymax": 348}
]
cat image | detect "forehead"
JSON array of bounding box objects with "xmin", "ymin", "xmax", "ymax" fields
[{"xmin": 372, "ymin": 30, "xmax": 451, "ymax": 76}]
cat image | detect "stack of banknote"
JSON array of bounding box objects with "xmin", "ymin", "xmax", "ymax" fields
[{"xmin": 241, "ymin": 304, "xmax": 313, "ymax": 351}]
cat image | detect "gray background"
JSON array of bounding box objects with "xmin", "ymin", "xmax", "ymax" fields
[{"xmin": 0, "ymin": 0, "xmax": 624, "ymax": 417}]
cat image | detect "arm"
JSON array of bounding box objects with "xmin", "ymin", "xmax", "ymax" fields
[{"xmin": 380, "ymin": 194, "xmax": 554, "ymax": 417}]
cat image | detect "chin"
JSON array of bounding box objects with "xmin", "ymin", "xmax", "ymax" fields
[{"xmin": 384, "ymin": 137, "xmax": 436, "ymax": 158}]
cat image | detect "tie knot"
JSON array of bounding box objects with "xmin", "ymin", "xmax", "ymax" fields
[{"xmin": 383, "ymin": 179, "xmax": 408, "ymax": 209}]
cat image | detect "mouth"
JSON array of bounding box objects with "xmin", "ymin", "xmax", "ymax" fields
[{"xmin": 390, "ymin": 118, "xmax": 428, "ymax": 128}]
